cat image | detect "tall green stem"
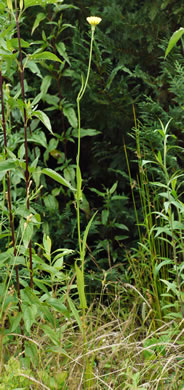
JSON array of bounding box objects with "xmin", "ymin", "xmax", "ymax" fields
[{"xmin": 76, "ymin": 28, "xmax": 95, "ymax": 268}]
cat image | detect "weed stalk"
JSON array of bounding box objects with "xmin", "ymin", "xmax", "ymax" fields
[
  {"xmin": 0, "ymin": 70, "xmax": 21, "ymax": 310},
  {"xmin": 76, "ymin": 18, "xmax": 101, "ymax": 387},
  {"xmin": 14, "ymin": 0, "xmax": 33, "ymax": 288}
]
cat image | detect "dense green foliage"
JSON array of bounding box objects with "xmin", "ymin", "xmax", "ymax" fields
[{"xmin": 0, "ymin": 0, "xmax": 184, "ymax": 388}]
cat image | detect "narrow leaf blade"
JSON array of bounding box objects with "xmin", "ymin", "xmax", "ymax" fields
[
  {"xmin": 42, "ymin": 168, "xmax": 76, "ymax": 191},
  {"xmin": 82, "ymin": 211, "xmax": 98, "ymax": 260},
  {"xmin": 165, "ymin": 28, "xmax": 184, "ymax": 58},
  {"xmin": 75, "ymin": 262, "xmax": 87, "ymax": 309}
]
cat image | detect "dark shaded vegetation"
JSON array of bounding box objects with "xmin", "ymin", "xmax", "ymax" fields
[{"xmin": 0, "ymin": 0, "xmax": 184, "ymax": 388}]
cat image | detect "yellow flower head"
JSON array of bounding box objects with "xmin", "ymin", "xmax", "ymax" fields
[{"xmin": 87, "ymin": 16, "xmax": 102, "ymax": 29}]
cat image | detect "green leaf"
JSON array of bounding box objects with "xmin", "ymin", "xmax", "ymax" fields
[
  {"xmin": 72, "ymin": 128, "xmax": 101, "ymax": 138},
  {"xmin": 76, "ymin": 165, "xmax": 82, "ymax": 201},
  {"xmin": 160, "ymin": 280, "xmax": 179, "ymax": 296},
  {"xmin": 89, "ymin": 187, "xmax": 105, "ymax": 197},
  {"xmin": 46, "ymin": 297, "xmax": 69, "ymax": 316},
  {"xmin": 7, "ymin": 38, "xmax": 30, "ymax": 50},
  {"xmin": 155, "ymin": 150, "xmax": 163, "ymax": 164},
  {"xmin": 53, "ymin": 257, "xmax": 63, "ymax": 270},
  {"xmin": 154, "ymin": 226, "xmax": 172, "ymax": 238},
  {"xmin": 101, "ymin": 209, "xmax": 109, "ymax": 225},
  {"xmin": 55, "ymin": 4, "xmax": 79, "ymax": 10},
  {"xmin": 106, "ymin": 62, "xmax": 132, "ymax": 90},
  {"xmin": 31, "ymin": 12, "xmax": 46, "ymax": 35},
  {"xmin": 0, "ymin": 49, "xmax": 17, "ymax": 60},
  {"xmin": 32, "ymin": 110, "xmax": 52, "ymax": 133},
  {"xmin": 23, "ymin": 304, "xmax": 37, "ymax": 333},
  {"xmin": 0, "ymin": 3, "xmax": 5, "ymax": 11},
  {"xmin": 109, "ymin": 181, "xmax": 118, "ymax": 194},
  {"xmin": 64, "ymin": 166, "xmax": 75, "ymax": 186},
  {"xmin": 39, "ymin": 263, "xmax": 58, "ymax": 275},
  {"xmin": 41, "ymin": 75, "xmax": 52, "ymax": 95},
  {"xmin": 52, "ymin": 248, "xmax": 74, "ymax": 257},
  {"xmin": 24, "ymin": 60, "xmax": 42, "ymax": 78},
  {"xmin": 0, "ymin": 159, "xmax": 18, "ymax": 172},
  {"xmin": 43, "ymin": 234, "xmax": 51, "ymax": 258},
  {"xmin": 63, "ymin": 106, "xmax": 78, "ymax": 128},
  {"xmin": 67, "ymin": 296, "xmax": 83, "ymax": 332},
  {"xmin": 10, "ymin": 312, "xmax": 22, "ymax": 332},
  {"xmin": 22, "ymin": 287, "xmax": 42, "ymax": 306},
  {"xmin": 22, "ymin": 221, "xmax": 34, "ymax": 249},
  {"xmin": 79, "ymin": 193, "xmax": 90, "ymax": 218},
  {"xmin": 75, "ymin": 262, "xmax": 87, "ymax": 309},
  {"xmin": 149, "ymin": 182, "xmax": 168, "ymax": 189},
  {"xmin": 82, "ymin": 211, "xmax": 98, "ymax": 260},
  {"xmin": 114, "ymin": 235, "xmax": 128, "ymax": 241},
  {"xmin": 41, "ymin": 324, "xmax": 60, "ymax": 345},
  {"xmin": 111, "ymin": 195, "xmax": 127, "ymax": 200},
  {"xmin": 44, "ymin": 194, "xmax": 59, "ymax": 211},
  {"xmin": 42, "ymin": 168, "xmax": 76, "ymax": 191},
  {"xmin": 0, "ymin": 251, "xmax": 11, "ymax": 266},
  {"xmin": 142, "ymin": 160, "xmax": 157, "ymax": 167},
  {"xmin": 7, "ymin": 0, "xmax": 13, "ymax": 11},
  {"xmin": 56, "ymin": 42, "xmax": 70, "ymax": 65},
  {"xmin": 29, "ymin": 51, "xmax": 63, "ymax": 63},
  {"xmin": 114, "ymin": 223, "xmax": 129, "ymax": 231},
  {"xmin": 154, "ymin": 259, "xmax": 173, "ymax": 279},
  {"xmin": 24, "ymin": 0, "xmax": 62, "ymax": 8},
  {"xmin": 28, "ymin": 131, "xmax": 47, "ymax": 148},
  {"xmin": 165, "ymin": 27, "xmax": 184, "ymax": 58},
  {"xmin": 18, "ymin": 143, "xmax": 25, "ymax": 159}
]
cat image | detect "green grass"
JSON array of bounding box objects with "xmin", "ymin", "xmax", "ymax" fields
[{"xmin": 0, "ymin": 286, "xmax": 184, "ymax": 389}]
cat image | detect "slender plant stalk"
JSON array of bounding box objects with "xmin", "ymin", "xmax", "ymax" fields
[
  {"xmin": 76, "ymin": 27, "xmax": 95, "ymax": 271},
  {"xmin": 162, "ymin": 122, "xmax": 184, "ymax": 317},
  {"xmin": 14, "ymin": 0, "xmax": 33, "ymax": 288},
  {"xmin": 76, "ymin": 20, "xmax": 101, "ymax": 387},
  {"xmin": 0, "ymin": 70, "xmax": 25, "ymax": 355},
  {"xmin": 126, "ymin": 107, "xmax": 162, "ymax": 319},
  {"xmin": 0, "ymin": 70, "xmax": 22, "ymax": 311},
  {"xmin": 136, "ymin": 121, "xmax": 162, "ymax": 319},
  {"xmin": 75, "ymin": 25, "xmax": 95, "ymax": 362}
]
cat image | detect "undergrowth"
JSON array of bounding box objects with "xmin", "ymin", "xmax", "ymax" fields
[{"xmin": 0, "ymin": 1, "xmax": 184, "ymax": 389}]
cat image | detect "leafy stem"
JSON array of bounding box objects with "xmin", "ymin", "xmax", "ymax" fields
[
  {"xmin": 14, "ymin": 0, "xmax": 33, "ymax": 288},
  {"xmin": 0, "ymin": 70, "xmax": 21, "ymax": 312}
]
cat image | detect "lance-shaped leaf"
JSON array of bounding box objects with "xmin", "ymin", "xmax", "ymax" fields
[
  {"xmin": 28, "ymin": 51, "xmax": 63, "ymax": 63},
  {"xmin": 165, "ymin": 27, "xmax": 184, "ymax": 58},
  {"xmin": 72, "ymin": 128, "xmax": 101, "ymax": 138},
  {"xmin": 31, "ymin": 12, "xmax": 46, "ymax": 35},
  {"xmin": 75, "ymin": 261, "xmax": 87, "ymax": 309},
  {"xmin": 81, "ymin": 211, "xmax": 98, "ymax": 260},
  {"xmin": 25, "ymin": 0, "xmax": 63, "ymax": 8},
  {"xmin": 42, "ymin": 168, "xmax": 76, "ymax": 191},
  {"xmin": 67, "ymin": 296, "xmax": 83, "ymax": 332},
  {"xmin": 32, "ymin": 110, "xmax": 52, "ymax": 133},
  {"xmin": 63, "ymin": 106, "xmax": 78, "ymax": 128}
]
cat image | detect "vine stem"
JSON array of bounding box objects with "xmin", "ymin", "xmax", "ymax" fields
[{"xmin": 14, "ymin": 0, "xmax": 33, "ymax": 288}]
